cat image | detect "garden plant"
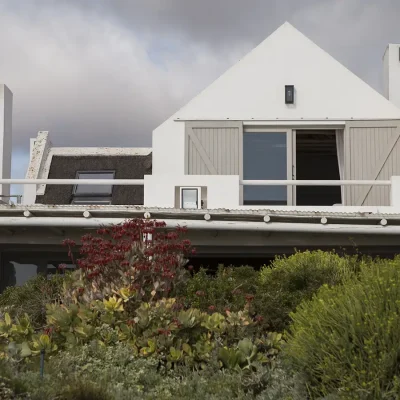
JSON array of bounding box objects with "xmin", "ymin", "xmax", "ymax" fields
[{"xmin": 0, "ymin": 219, "xmax": 399, "ymax": 399}]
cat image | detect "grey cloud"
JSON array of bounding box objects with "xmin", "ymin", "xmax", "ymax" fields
[
  {"xmin": 1, "ymin": 0, "xmax": 400, "ymax": 155},
  {"xmin": 1, "ymin": 0, "xmax": 250, "ymax": 150},
  {"xmin": 49, "ymin": 0, "xmax": 400, "ymax": 59}
]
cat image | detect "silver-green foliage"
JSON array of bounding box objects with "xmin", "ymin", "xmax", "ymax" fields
[
  {"xmin": 286, "ymin": 257, "xmax": 400, "ymax": 399},
  {"xmin": 8, "ymin": 342, "xmax": 304, "ymax": 400}
]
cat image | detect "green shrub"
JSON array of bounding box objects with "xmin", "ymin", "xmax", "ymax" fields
[
  {"xmin": 0, "ymin": 294, "xmax": 282, "ymax": 372},
  {"xmin": 51, "ymin": 383, "xmax": 110, "ymax": 400},
  {"xmin": 0, "ymin": 359, "xmax": 29, "ymax": 399},
  {"xmin": 182, "ymin": 266, "xmax": 259, "ymax": 313},
  {"xmin": 15, "ymin": 343, "xmax": 160, "ymax": 399},
  {"xmin": 0, "ymin": 274, "xmax": 63, "ymax": 328},
  {"xmin": 255, "ymin": 251, "xmax": 360, "ymax": 331},
  {"xmin": 3, "ymin": 342, "xmax": 302, "ymax": 400},
  {"xmin": 285, "ymin": 257, "xmax": 400, "ymax": 399}
]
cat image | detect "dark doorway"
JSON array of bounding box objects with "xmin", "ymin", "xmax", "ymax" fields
[{"xmin": 296, "ymin": 130, "xmax": 342, "ymax": 206}]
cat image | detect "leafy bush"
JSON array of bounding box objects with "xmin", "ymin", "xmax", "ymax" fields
[
  {"xmin": 0, "ymin": 274, "xmax": 63, "ymax": 328},
  {"xmin": 182, "ymin": 266, "xmax": 259, "ymax": 313},
  {"xmin": 62, "ymin": 219, "xmax": 192, "ymax": 306},
  {"xmin": 0, "ymin": 294, "xmax": 282, "ymax": 371},
  {"xmin": 285, "ymin": 257, "xmax": 400, "ymax": 399},
  {"xmin": 0, "ymin": 220, "xmax": 284, "ymax": 375},
  {"xmin": 3, "ymin": 343, "xmax": 303, "ymax": 400},
  {"xmin": 255, "ymin": 251, "xmax": 360, "ymax": 331}
]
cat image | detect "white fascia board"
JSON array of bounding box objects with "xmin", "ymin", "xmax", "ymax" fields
[
  {"xmin": 1, "ymin": 203, "xmax": 398, "ymax": 215},
  {"xmin": 0, "ymin": 217, "xmax": 400, "ymax": 236}
]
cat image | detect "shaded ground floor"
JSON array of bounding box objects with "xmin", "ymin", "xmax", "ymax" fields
[{"xmin": 1, "ymin": 225, "xmax": 400, "ymax": 290}]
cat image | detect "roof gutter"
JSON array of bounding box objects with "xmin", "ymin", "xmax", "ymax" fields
[{"xmin": 1, "ymin": 217, "xmax": 399, "ymax": 235}]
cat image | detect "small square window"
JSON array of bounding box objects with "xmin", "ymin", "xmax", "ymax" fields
[
  {"xmin": 180, "ymin": 188, "xmax": 200, "ymax": 209},
  {"xmin": 71, "ymin": 171, "xmax": 115, "ymax": 205},
  {"xmin": 74, "ymin": 171, "xmax": 115, "ymax": 196}
]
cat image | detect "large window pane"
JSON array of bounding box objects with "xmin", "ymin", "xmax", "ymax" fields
[{"xmin": 243, "ymin": 132, "xmax": 287, "ymax": 205}]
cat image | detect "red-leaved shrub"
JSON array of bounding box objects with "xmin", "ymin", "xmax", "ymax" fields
[{"xmin": 62, "ymin": 219, "xmax": 193, "ymax": 305}]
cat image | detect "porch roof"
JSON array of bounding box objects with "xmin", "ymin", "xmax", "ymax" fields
[{"xmin": 1, "ymin": 203, "xmax": 400, "ymax": 225}]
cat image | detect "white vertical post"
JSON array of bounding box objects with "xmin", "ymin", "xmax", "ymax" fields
[
  {"xmin": 384, "ymin": 44, "xmax": 400, "ymax": 109},
  {"xmin": 0, "ymin": 84, "xmax": 12, "ymax": 198},
  {"xmin": 390, "ymin": 176, "xmax": 400, "ymax": 208}
]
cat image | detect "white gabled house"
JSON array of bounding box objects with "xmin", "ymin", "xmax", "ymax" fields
[
  {"xmin": 148, "ymin": 22, "xmax": 400, "ymax": 209},
  {"xmin": 2, "ymin": 22, "xmax": 400, "ymax": 287}
]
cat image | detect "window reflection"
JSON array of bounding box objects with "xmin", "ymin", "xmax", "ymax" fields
[
  {"xmin": 72, "ymin": 171, "xmax": 115, "ymax": 205},
  {"xmin": 10, "ymin": 262, "xmax": 38, "ymax": 286},
  {"xmin": 74, "ymin": 171, "xmax": 114, "ymax": 195},
  {"xmin": 0, "ymin": 256, "xmax": 76, "ymax": 292},
  {"xmin": 243, "ymin": 133, "xmax": 287, "ymax": 205}
]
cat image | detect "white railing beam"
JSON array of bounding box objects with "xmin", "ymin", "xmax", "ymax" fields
[
  {"xmin": 0, "ymin": 179, "xmax": 144, "ymax": 185},
  {"xmin": 0, "ymin": 178, "xmax": 392, "ymax": 187},
  {"xmin": 240, "ymin": 180, "xmax": 391, "ymax": 186}
]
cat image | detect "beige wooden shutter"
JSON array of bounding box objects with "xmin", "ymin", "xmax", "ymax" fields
[
  {"xmin": 185, "ymin": 121, "xmax": 243, "ymax": 175},
  {"xmin": 344, "ymin": 120, "xmax": 400, "ymax": 206}
]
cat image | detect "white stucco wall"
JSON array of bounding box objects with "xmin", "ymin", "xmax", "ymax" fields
[
  {"xmin": 144, "ymin": 173, "xmax": 400, "ymax": 212},
  {"xmin": 152, "ymin": 119, "xmax": 185, "ymax": 176},
  {"xmin": 0, "ymin": 84, "xmax": 12, "ymax": 197},
  {"xmin": 144, "ymin": 175, "xmax": 239, "ymax": 209},
  {"xmin": 384, "ymin": 44, "xmax": 400, "ymax": 110}
]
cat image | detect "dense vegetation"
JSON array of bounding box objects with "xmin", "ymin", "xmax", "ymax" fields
[
  {"xmin": 0, "ymin": 219, "xmax": 399, "ymax": 399},
  {"xmin": 286, "ymin": 257, "xmax": 400, "ymax": 399}
]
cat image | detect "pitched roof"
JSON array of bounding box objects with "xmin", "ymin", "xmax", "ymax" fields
[
  {"xmin": 174, "ymin": 22, "xmax": 400, "ymax": 121},
  {"xmin": 35, "ymin": 154, "xmax": 151, "ymax": 206}
]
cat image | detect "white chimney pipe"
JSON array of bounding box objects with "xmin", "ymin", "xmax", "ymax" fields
[
  {"xmin": 0, "ymin": 84, "xmax": 12, "ymax": 198},
  {"xmin": 384, "ymin": 44, "xmax": 400, "ymax": 109}
]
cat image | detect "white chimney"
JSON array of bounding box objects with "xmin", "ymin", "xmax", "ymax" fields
[
  {"xmin": 0, "ymin": 84, "xmax": 12, "ymax": 198},
  {"xmin": 384, "ymin": 44, "xmax": 400, "ymax": 109}
]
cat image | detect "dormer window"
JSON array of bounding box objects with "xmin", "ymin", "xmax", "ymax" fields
[{"xmin": 71, "ymin": 171, "xmax": 115, "ymax": 205}]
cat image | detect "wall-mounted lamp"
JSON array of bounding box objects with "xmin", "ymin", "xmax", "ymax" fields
[{"xmin": 285, "ymin": 85, "xmax": 294, "ymax": 104}]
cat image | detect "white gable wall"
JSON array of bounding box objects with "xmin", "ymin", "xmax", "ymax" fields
[
  {"xmin": 153, "ymin": 23, "xmax": 400, "ymax": 178},
  {"xmin": 175, "ymin": 22, "xmax": 400, "ymax": 121}
]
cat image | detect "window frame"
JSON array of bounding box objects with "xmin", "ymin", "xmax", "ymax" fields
[
  {"xmin": 71, "ymin": 170, "xmax": 115, "ymax": 205},
  {"xmin": 71, "ymin": 198, "xmax": 113, "ymax": 205},
  {"xmin": 179, "ymin": 187, "xmax": 202, "ymax": 209},
  {"xmin": 242, "ymin": 128, "xmax": 293, "ymax": 206}
]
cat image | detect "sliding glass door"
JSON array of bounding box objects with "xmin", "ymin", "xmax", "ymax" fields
[{"xmin": 243, "ymin": 130, "xmax": 292, "ymax": 205}]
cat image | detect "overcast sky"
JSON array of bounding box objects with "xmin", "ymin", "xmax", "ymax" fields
[{"xmin": 1, "ymin": 0, "xmax": 400, "ymax": 178}]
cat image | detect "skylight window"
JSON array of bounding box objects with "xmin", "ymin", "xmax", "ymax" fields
[{"xmin": 71, "ymin": 171, "xmax": 115, "ymax": 205}]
